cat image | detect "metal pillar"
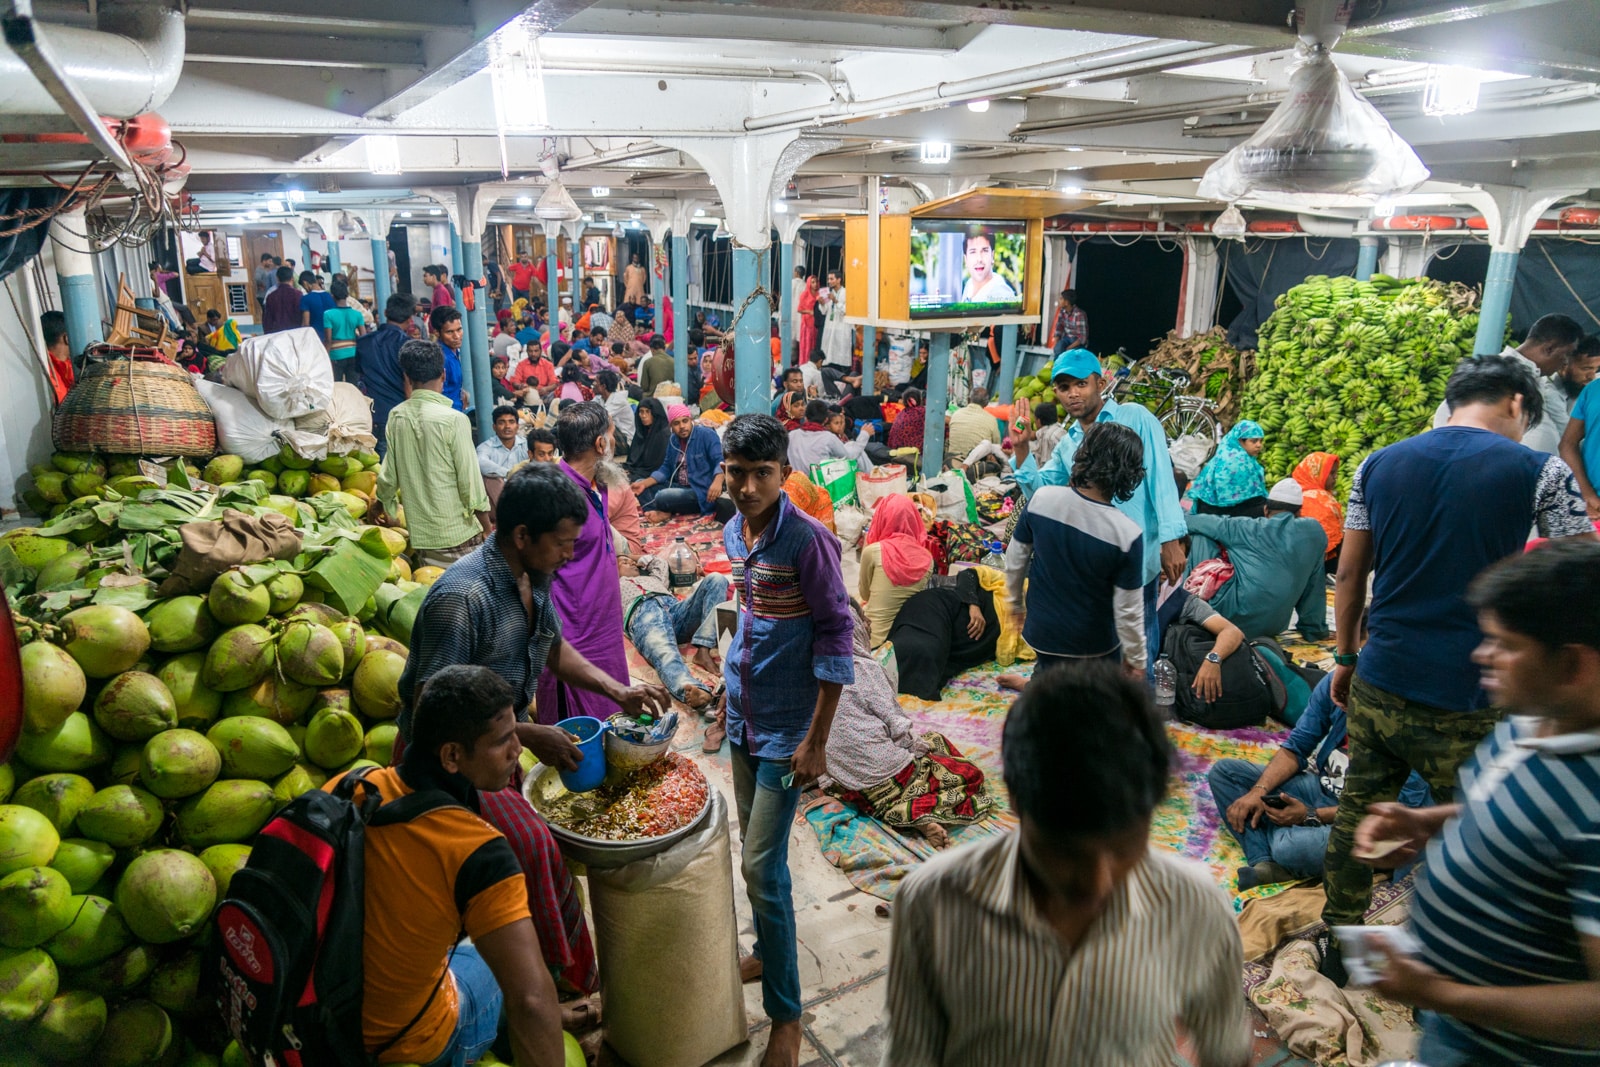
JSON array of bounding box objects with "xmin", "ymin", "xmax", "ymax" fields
[
  {"xmin": 732, "ymin": 246, "xmax": 770, "ymax": 415},
  {"xmin": 671, "ymin": 233, "xmax": 690, "ymax": 394},
  {"xmin": 543, "ymin": 228, "xmax": 559, "ymax": 312},
  {"xmin": 49, "ymin": 208, "xmax": 101, "ymax": 356},
  {"xmin": 449, "ymin": 224, "xmax": 464, "ymax": 294},
  {"xmin": 1474, "ymin": 250, "xmax": 1518, "ymax": 356},
  {"xmin": 1355, "ymin": 237, "xmax": 1379, "ymax": 281},
  {"xmin": 923, "ymin": 332, "xmax": 951, "ymax": 477},
  {"xmin": 325, "ymin": 237, "xmax": 340, "ymax": 276},
  {"xmin": 569, "ymin": 235, "xmax": 582, "ymax": 312},
  {"xmin": 778, "ymin": 239, "xmax": 795, "ymax": 369},
  {"xmin": 996, "ymin": 324, "xmax": 1019, "ymax": 404},
  {"xmin": 462, "ymin": 238, "xmax": 493, "ymax": 440},
  {"xmin": 369, "ymin": 238, "xmax": 390, "ymax": 311},
  {"xmin": 862, "ymin": 326, "xmax": 877, "ymax": 395},
  {"xmin": 300, "ymin": 237, "xmax": 311, "ymax": 272}
]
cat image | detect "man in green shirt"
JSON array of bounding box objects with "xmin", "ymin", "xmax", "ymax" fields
[
  {"xmin": 637, "ymin": 336, "xmax": 677, "ymax": 399},
  {"xmin": 375, "ymin": 340, "xmax": 492, "ymax": 569}
]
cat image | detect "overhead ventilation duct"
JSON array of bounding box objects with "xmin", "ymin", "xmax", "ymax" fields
[
  {"xmin": 0, "ymin": 0, "xmax": 184, "ymax": 117},
  {"xmin": 1198, "ymin": 0, "xmax": 1427, "ymax": 203}
]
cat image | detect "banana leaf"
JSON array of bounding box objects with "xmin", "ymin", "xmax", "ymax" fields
[
  {"xmin": 302, "ymin": 539, "xmax": 389, "ymax": 615},
  {"xmin": 93, "ymin": 574, "xmax": 158, "ymax": 612}
]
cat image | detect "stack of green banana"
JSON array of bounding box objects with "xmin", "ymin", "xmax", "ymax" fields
[{"xmin": 1242, "ymin": 274, "xmax": 1492, "ymax": 500}]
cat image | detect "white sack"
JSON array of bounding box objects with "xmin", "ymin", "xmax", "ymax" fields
[
  {"xmin": 193, "ymin": 380, "xmax": 288, "ymax": 463},
  {"xmin": 223, "ymin": 328, "xmax": 334, "ymax": 420}
]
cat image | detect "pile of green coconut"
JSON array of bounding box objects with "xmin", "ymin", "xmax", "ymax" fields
[{"xmin": 0, "ymin": 449, "xmax": 448, "ymax": 1066}]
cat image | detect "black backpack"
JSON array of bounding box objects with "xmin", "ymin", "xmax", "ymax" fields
[
  {"xmin": 1162, "ymin": 620, "xmax": 1285, "ymax": 729},
  {"xmin": 210, "ymin": 767, "xmax": 461, "ymax": 1067}
]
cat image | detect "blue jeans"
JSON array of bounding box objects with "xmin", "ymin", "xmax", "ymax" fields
[
  {"xmin": 1207, "ymin": 758, "xmax": 1335, "ymax": 877},
  {"xmin": 1143, "ymin": 579, "xmax": 1160, "ymax": 684},
  {"xmin": 625, "ymin": 575, "xmax": 729, "ymax": 702},
  {"xmin": 640, "ymin": 485, "xmax": 702, "ymax": 515},
  {"xmin": 422, "ymin": 943, "xmax": 502, "ymax": 1067},
  {"xmin": 730, "ymin": 739, "xmax": 803, "ymax": 1024}
]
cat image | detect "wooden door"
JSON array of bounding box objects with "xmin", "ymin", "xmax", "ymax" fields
[{"xmin": 242, "ymin": 229, "xmax": 286, "ymax": 319}]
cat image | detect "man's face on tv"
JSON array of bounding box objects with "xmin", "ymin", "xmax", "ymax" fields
[{"xmin": 964, "ymin": 235, "xmax": 993, "ymax": 281}]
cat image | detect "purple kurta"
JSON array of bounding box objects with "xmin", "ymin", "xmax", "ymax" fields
[{"xmin": 535, "ymin": 461, "xmax": 629, "ymax": 724}]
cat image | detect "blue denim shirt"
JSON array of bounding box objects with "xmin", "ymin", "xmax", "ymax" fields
[
  {"xmin": 723, "ymin": 494, "xmax": 855, "ymax": 759},
  {"xmin": 651, "ymin": 424, "xmax": 724, "ymax": 514},
  {"xmin": 1287, "ymin": 676, "xmax": 1432, "ymax": 808},
  {"xmin": 1012, "ymin": 397, "xmax": 1187, "ymax": 586}
]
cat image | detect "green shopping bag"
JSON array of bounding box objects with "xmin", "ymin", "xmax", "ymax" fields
[{"xmin": 809, "ymin": 458, "xmax": 859, "ymax": 507}]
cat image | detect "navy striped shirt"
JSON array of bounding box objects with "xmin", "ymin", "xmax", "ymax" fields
[{"xmin": 1410, "ymin": 717, "xmax": 1600, "ymax": 1065}]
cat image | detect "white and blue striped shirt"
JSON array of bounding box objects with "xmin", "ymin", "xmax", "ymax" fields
[{"xmin": 1410, "ymin": 717, "xmax": 1600, "ymax": 1065}]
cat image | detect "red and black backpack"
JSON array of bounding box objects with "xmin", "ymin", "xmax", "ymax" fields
[{"xmin": 209, "ymin": 766, "xmax": 460, "ymax": 1067}]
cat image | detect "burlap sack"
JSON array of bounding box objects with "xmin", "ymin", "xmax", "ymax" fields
[{"xmin": 157, "ymin": 509, "xmax": 302, "ymax": 596}]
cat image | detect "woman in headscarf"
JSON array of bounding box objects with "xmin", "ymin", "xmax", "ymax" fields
[
  {"xmin": 1186, "ymin": 419, "xmax": 1268, "ymax": 516},
  {"xmin": 782, "ymin": 471, "xmax": 836, "ymax": 532},
  {"xmin": 887, "ymin": 565, "xmax": 1000, "ymax": 702},
  {"xmin": 821, "ymin": 602, "xmax": 994, "ymax": 848},
  {"xmin": 777, "ymin": 390, "xmax": 807, "ymax": 431},
  {"xmin": 858, "ymin": 494, "xmax": 934, "ymax": 646},
  {"xmin": 886, "ymin": 387, "xmax": 926, "ymax": 454},
  {"xmin": 626, "ymin": 397, "xmax": 670, "ymax": 483},
  {"xmin": 1293, "ymin": 451, "xmax": 1344, "ymax": 562},
  {"xmin": 797, "ymin": 275, "xmax": 820, "ymax": 363}
]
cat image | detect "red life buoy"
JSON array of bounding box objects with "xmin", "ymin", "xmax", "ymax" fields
[
  {"xmin": 1104, "ymin": 221, "xmax": 1156, "ymax": 232},
  {"xmin": 1371, "ymin": 215, "xmax": 1460, "ymax": 231},
  {"xmin": 1559, "ymin": 207, "xmax": 1600, "ymax": 228},
  {"xmin": 1247, "ymin": 219, "xmax": 1302, "ymax": 233}
]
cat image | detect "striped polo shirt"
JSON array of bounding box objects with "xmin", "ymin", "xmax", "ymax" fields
[{"xmin": 1409, "ymin": 717, "xmax": 1600, "ymax": 1065}]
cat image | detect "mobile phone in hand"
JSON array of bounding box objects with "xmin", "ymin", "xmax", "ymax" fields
[{"xmin": 1262, "ymin": 793, "xmax": 1289, "ymax": 809}]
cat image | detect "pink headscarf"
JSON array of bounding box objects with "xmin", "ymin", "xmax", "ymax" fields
[
  {"xmin": 666, "ymin": 403, "xmax": 695, "ymax": 422},
  {"xmin": 865, "ymin": 494, "xmax": 933, "ymax": 587}
]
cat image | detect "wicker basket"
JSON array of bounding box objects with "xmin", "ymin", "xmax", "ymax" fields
[{"xmin": 53, "ymin": 349, "xmax": 217, "ymax": 458}]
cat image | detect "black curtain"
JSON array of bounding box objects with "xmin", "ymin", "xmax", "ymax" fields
[
  {"xmin": 1073, "ymin": 236, "xmax": 1184, "ymax": 359},
  {"xmin": 1223, "ymin": 237, "xmax": 1363, "ymax": 349},
  {"xmin": 1506, "ymin": 241, "xmax": 1600, "ymax": 336},
  {"xmin": 3, "ymin": 190, "xmax": 67, "ymax": 283}
]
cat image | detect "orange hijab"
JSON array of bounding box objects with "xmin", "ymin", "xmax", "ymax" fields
[
  {"xmin": 1294, "ymin": 451, "xmax": 1344, "ymax": 557},
  {"xmin": 865, "ymin": 494, "xmax": 934, "ymax": 587}
]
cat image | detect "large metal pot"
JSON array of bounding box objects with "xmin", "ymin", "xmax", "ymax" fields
[{"xmin": 523, "ymin": 761, "xmax": 713, "ymax": 868}]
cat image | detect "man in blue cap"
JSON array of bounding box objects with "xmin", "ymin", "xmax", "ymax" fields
[{"xmin": 1012, "ymin": 349, "xmax": 1188, "ymax": 666}]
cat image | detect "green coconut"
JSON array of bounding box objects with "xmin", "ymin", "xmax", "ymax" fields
[
  {"xmin": 41, "ymin": 894, "xmax": 129, "ymax": 967},
  {"xmin": 15, "ymin": 713, "xmax": 110, "ymax": 774},
  {"xmin": 157, "ymin": 652, "xmax": 224, "ymax": 731},
  {"xmin": 57, "ymin": 606, "xmax": 150, "ymax": 679},
  {"xmin": 50, "ymin": 452, "xmax": 103, "ymax": 476},
  {"xmin": 259, "ymin": 494, "xmax": 299, "ymax": 522},
  {"xmin": 32, "ymin": 548, "xmax": 92, "ymax": 591},
  {"xmin": 242, "ymin": 468, "xmax": 278, "ymax": 490},
  {"xmin": 329, "ymin": 617, "xmax": 366, "ymax": 679},
  {"xmin": 0, "ymin": 947, "xmax": 57, "ymax": 1027},
  {"xmin": 47, "ymin": 839, "xmax": 115, "ymax": 895},
  {"xmin": 0, "ymin": 529, "xmax": 75, "ymax": 569},
  {"xmin": 303, "ymin": 708, "xmax": 364, "ymax": 770},
  {"xmin": 220, "ymin": 673, "xmax": 316, "ymax": 726},
  {"xmin": 207, "ymin": 569, "xmax": 271, "ymax": 627},
  {"xmin": 352, "ymin": 649, "xmax": 406, "ymax": 719},
  {"xmin": 139, "ymin": 730, "xmax": 222, "ymax": 799},
  {"xmin": 105, "ymin": 744, "xmax": 143, "ymax": 786},
  {"xmin": 146, "ymin": 596, "xmax": 220, "ymax": 654},
  {"xmin": 282, "ymin": 601, "xmax": 342, "ymax": 627},
  {"xmin": 62, "ymin": 941, "xmax": 154, "ymax": 994},
  {"xmin": 0, "ymin": 766, "xmax": 12, "ymax": 805},
  {"xmin": 25, "ymin": 989, "xmax": 106, "ymax": 1061},
  {"xmin": 201, "ymin": 625, "xmax": 277, "ymax": 692},
  {"xmin": 0, "ymin": 807, "xmax": 60, "ymax": 878},
  {"xmin": 91, "ymin": 671, "xmax": 178, "ymax": 742},
  {"xmin": 114, "ymin": 851, "xmax": 216, "ymax": 945},
  {"xmin": 196, "ymin": 844, "xmax": 251, "ymax": 900},
  {"xmin": 33, "ymin": 472, "xmax": 70, "ymax": 505},
  {"xmin": 270, "ymin": 766, "xmax": 315, "ymax": 808},
  {"xmin": 276, "ymin": 443, "xmax": 313, "ymax": 470},
  {"xmin": 173, "ymin": 781, "xmax": 275, "ymax": 850},
  {"xmin": 10, "ymin": 775, "xmax": 94, "ymax": 836},
  {"xmin": 277, "ymin": 469, "xmax": 311, "ymax": 497},
  {"xmin": 0, "ymin": 867, "xmax": 73, "ymax": 948},
  {"xmin": 92, "ymin": 998, "xmax": 172, "ymax": 1067},
  {"xmin": 19, "ymin": 642, "xmax": 86, "ymax": 736},
  {"xmin": 65, "ymin": 472, "xmax": 104, "ymax": 498},
  {"xmin": 265, "ymin": 572, "xmax": 304, "ymax": 614},
  {"xmin": 202, "ymin": 455, "xmax": 244, "ymax": 485},
  {"xmin": 207, "ymin": 718, "xmax": 299, "ymax": 780},
  {"xmin": 147, "ymin": 949, "xmax": 203, "ymax": 1015},
  {"xmin": 74, "ymin": 786, "xmax": 163, "ymax": 849},
  {"xmin": 364, "ymin": 723, "xmax": 398, "ymax": 767},
  {"xmin": 278, "ymin": 620, "xmax": 343, "ymax": 687}
]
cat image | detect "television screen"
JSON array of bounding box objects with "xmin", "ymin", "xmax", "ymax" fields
[{"xmin": 908, "ymin": 219, "xmax": 1026, "ymax": 319}]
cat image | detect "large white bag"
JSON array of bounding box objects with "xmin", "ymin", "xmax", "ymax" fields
[
  {"xmin": 223, "ymin": 328, "xmax": 334, "ymax": 420},
  {"xmin": 323, "ymin": 383, "xmax": 376, "ymax": 455},
  {"xmin": 192, "ymin": 380, "xmax": 288, "ymax": 463}
]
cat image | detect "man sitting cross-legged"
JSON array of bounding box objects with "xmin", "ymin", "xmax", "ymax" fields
[{"xmin": 617, "ymin": 548, "xmax": 729, "ymax": 710}]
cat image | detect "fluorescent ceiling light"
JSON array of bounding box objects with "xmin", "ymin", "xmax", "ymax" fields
[
  {"xmin": 630, "ymin": 212, "xmax": 641, "ymax": 219},
  {"xmin": 920, "ymin": 141, "xmax": 951, "ymax": 164},
  {"xmin": 429, "ymin": 208, "xmax": 442, "ymax": 216},
  {"xmin": 1422, "ymin": 65, "xmax": 1481, "ymax": 117},
  {"xmin": 400, "ymin": 210, "xmax": 413, "ymax": 218},
  {"xmin": 966, "ymin": 100, "xmax": 990, "ymax": 113},
  {"xmin": 365, "ymin": 135, "xmax": 402, "ymax": 176},
  {"xmin": 591, "ymin": 186, "xmax": 610, "ymax": 197},
  {"xmin": 265, "ymin": 199, "xmax": 284, "ymax": 214},
  {"xmin": 489, "ymin": 23, "xmax": 549, "ymax": 132},
  {"xmin": 694, "ymin": 208, "xmax": 706, "ymax": 217},
  {"xmin": 1060, "ymin": 184, "xmax": 1083, "ymax": 195},
  {"xmin": 773, "ymin": 200, "xmax": 788, "ymax": 214},
  {"xmin": 287, "ymin": 188, "xmax": 305, "ymax": 203},
  {"xmin": 515, "ymin": 196, "xmax": 533, "ymax": 207},
  {"xmin": 245, "ymin": 210, "xmax": 260, "ymax": 221}
]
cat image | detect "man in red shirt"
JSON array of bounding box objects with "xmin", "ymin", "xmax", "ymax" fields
[
  {"xmin": 509, "ymin": 253, "xmax": 537, "ymax": 303},
  {"xmin": 262, "ymin": 265, "xmax": 302, "ymax": 333},
  {"xmin": 40, "ymin": 310, "xmax": 74, "ymax": 403},
  {"xmin": 425, "ymin": 265, "xmax": 456, "ymax": 311}
]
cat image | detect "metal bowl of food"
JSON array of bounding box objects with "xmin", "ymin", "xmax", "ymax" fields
[
  {"xmin": 523, "ymin": 753, "xmax": 712, "ymax": 868},
  {"xmin": 603, "ymin": 714, "xmax": 672, "ymax": 774}
]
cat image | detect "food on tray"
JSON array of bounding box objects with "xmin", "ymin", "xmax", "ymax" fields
[{"xmin": 542, "ymin": 752, "xmax": 708, "ymax": 841}]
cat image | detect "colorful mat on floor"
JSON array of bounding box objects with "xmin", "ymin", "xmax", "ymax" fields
[{"xmin": 638, "ymin": 515, "xmax": 730, "ymax": 570}]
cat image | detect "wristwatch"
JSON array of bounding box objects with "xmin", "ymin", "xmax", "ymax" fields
[
  {"xmin": 1333, "ymin": 651, "xmax": 1359, "ymax": 666},
  {"xmin": 1204, "ymin": 651, "xmax": 1222, "ymax": 665},
  {"xmin": 1303, "ymin": 811, "xmax": 1323, "ymax": 827}
]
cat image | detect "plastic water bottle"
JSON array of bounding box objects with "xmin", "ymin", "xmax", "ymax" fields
[
  {"xmin": 1153, "ymin": 655, "xmax": 1177, "ymax": 711},
  {"xmin": 980, "ymin": 541, "xmax": 1005, "ymax": 569},
  {"xmin": 667, "ymin": 537, "xmax": 699, "ymax": 591}
]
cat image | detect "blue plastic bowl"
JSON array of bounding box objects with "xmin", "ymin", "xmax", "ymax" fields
[{"xmin": 557, "ymin": 716, "xmax": 608, "ymax": 793}]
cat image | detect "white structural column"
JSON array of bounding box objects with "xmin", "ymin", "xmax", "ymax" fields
[
  {"xmin": 1462, "ymin": 181, "xmax": 1586, "ymax": 355},
  {"xmin": 660, "ymin": 133, "xmax": 838, "ymax": 414},
  {"xmin": 776, "ymin": 212, "xmax": 806, "ymax": 370},
  {"xmin": 50, "ymin": 207, "xmax": 102, "ymax": 357},
  {"xmin": 565, "ymin": 220, "xmax": 583, "ymax": 315}
]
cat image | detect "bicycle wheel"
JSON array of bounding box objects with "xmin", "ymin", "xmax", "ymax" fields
[{"xmin": 1162, "ymin": 403, "xmax": 1219, "ymax": 460}]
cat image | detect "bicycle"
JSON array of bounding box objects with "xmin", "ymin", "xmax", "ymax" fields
[{"xmin": 1105, "ymin": 363, "xmax": 1222, "ymax": 461}]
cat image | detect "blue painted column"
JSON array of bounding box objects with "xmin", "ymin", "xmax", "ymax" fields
[
  {"xmin": 862, "ymin": 326, "xmax": 877, "ymax": 395},
  {"xmin": 300, "ymin": 236, "xmax": 312, "ymax": 272},
  {"xmin": 569, "ymin": 235, "xmax": 582, "ymax": 313},
  {"xmin": 449, "ymin": 224, "xmax": 464, "ymax": 295},
  {"xmin": 732, "ymin": 246, "xmax": 771, "ymax": 414},
  {"xmin": 51, "ymin": 209, "xmax": 102, "ymax": 358},
  {"xmin": 461, "ymin": 238, "xmax": 494, "ymax": 441},
  {"xmin": 544, "ymin": 230, "xmax": 559, "ymax": 316},
  {"xmin": 996, "ymin": 324, "xmax": 1020, "ymax": 403},
  {"xmin": 778, "ymin": 239, "xmax": 795, "ymax": 369},
  {"xmin": 1355, "ymin": 236, "xmax": 1379, "ymax": 281},
  {"xmin": 1475, "ymin": 250, "xmax": 1518, "ymax": 356},
  {"xmin": 671, "ymin": 233, "xmax": 690, "ymax": 393},
  {"xmin": 325, "ymin": 238, "xmax": 341, "ymax": 277},
  {"xmin": 922, "ymin": 332, "xmax": 951, "ymax": 477},
  {"xmin": 370, "ymin": 237, "xmax": 390, "ymax": 311}
]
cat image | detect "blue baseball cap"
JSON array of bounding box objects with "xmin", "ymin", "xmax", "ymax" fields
[{"xmin": 1051, "ymin": 348, "xmax": 1103, "ymax": 382}]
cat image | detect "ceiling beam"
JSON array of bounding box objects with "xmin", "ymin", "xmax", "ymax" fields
[
  {"xmin": 184, "ymin": 29, "xmax": 428, "ymax": 70},
  {"xmin": 185, "ymin": 1, "xmax": 474, "ymax": 36},
  {"xmin": 552, "ymin": 2, "xmax": 977, "ymax": 53}
]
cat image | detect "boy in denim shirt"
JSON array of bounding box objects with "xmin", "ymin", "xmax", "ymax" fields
[{"xmin": 715, "ymin": 413, "xmax": 854, "ymax": 1067}]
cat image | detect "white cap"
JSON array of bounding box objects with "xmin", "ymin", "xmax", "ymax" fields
[{"xmin": 1267, "ymin": 478, "xmax": 1303, "ymax": 506}]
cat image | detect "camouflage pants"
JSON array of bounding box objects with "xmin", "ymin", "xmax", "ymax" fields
[{"xmin": 1321, "ymin": 675, "xmax": 1499, "ymax": 928}]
